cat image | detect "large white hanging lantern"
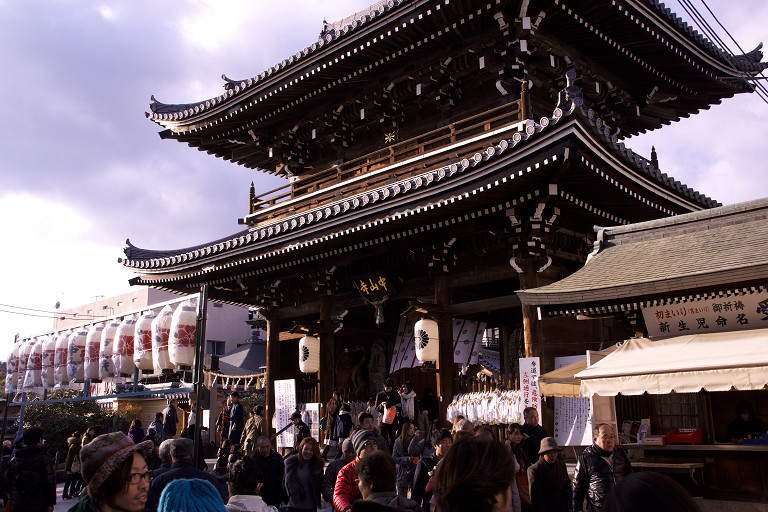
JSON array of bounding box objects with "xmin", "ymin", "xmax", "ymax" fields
[
  {"xmin": 134, "ymin": 310, "xmax": 156, "ymax": 372},
  {"xmin": 67, "ymin": 328, "xmax": 88, "ymax": 382},
  {"xmin": 84, "ymin": 325, "xmax": 104, "ymax": 380},
  {"xmin": 414, "ymin": 318, "xmax": 439, "ymax": 363},
  {"xmin": 23, "ymin": 338, "xmax": 44, "ymax": 394},
  {"xmin": 298, "ymin": 335, "xmax": 320, "ymax": 373},
  {"xmin": 17, "ymin": 339, "xmax": 32, "ymax": 391},
  {"xmin": 169, "ymin": 299, "xmax": 198, "ymax": 368},
  {"xmin": 6, "ymin": 342, "xmax": 21, "ymax": 395},
  {"xmin": 42, "ymin": 336, "xmax": 56, "ymax": 389},
  {"xmin": 54, "ymin": 332, "xmax": 72, "ymax": 389},
  {"xmin": 152, "ymin": 305, "xmax": 175, "ymax": 373},
  {"xmin": 99, "ymin": 319, "xmax": 121, "ymax": 379},
  {"xmin": 112, "ymin": 315, "xmax": 137, "ymax": 376}
]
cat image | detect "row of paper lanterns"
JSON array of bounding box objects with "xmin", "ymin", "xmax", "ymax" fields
[
  {"xmin": 296, "ymin": 318, "xmax": 439, "ymax": 374},
  {"xmin": 6, "ymin": 298, "xmax": 199, "ymax": 395}
]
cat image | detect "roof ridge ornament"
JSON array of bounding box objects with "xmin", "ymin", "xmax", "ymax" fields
[{"xmin": 727, "ymin": 43, "xmax": 768, "ymax": 73}]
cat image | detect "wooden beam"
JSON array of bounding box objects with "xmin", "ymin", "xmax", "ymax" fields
[{"xmin": 448, "ymin": 294, "xmax": 521, "ymax": 316}]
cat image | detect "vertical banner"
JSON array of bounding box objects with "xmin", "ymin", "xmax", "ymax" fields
[
  {"xmin": 305, "ymin": 403, "xmax": 321, "ymax": 442},
  {"xmin": 553, "ymin": 356, "xmax": 593, "ymax": 446},
  {"xmin": 519, "ymin": 357, "xmax": 541, "ymax": 420},
  {"xmin": 275, "ymin": 378, "xmax": 296, "ymax": 449}
]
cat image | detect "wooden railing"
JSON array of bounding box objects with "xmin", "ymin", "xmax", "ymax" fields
[{"xmin": 247, "ymin": 101, "xmax": 523, "ymax": 225}]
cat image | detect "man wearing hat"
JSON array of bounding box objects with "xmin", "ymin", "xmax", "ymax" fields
[
  {"xmin": 527, "ymin": 437, "xmax": 572, "ymax": 512},
  {"xmin": 70, "ymin": 431, "xmax": 154, "ymax": 512},
  {"xmin": 6, "ymin": 427, "xmax": 55, "ymax": 512},
  {"xmin": 290, "ymin": 411, "xmax": 311, "ymax": 453},
  {"xmin": 144, "ymin": 437, "xmax": 226, "ymax": 512},
  {"xmin": 321, "ymin": 437, "xmax": 356, "ymax": 506},
  {"xmin": 333, "ymin": 428, "xmax": 379, "ymax": 512}
]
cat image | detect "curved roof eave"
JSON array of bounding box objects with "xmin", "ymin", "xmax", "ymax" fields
[{"xmin": 122, "ymin": 82, "xmax": 716, "ymax": 277}]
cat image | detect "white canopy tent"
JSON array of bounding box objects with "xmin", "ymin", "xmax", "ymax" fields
[{"xmin": 575, "ymin": 327, "xmax": 768, "ymax": 397}]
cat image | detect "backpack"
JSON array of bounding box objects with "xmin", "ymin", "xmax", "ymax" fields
[{"xmin": 147, "ymin": 421, "xmax": 167, "ymax": 446}]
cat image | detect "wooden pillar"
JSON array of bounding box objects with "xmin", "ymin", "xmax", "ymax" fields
[
  {"xmin": 518, "ymin": 259, "xmax": 541, "ymax": 358},
  {"xmin": 264, "ymin": 310, "xmax": 280, "ymax": 443},
  {"xmin": 499, "ymin": 324, "xmax": 512, "ymax": 381},
  {"xmin": 318, "ymin": 296, "xmax": 335, "ymax": 406},
  {"xmin": 435, "ymin": 273, "xmax": 454, "ymax": 425}
]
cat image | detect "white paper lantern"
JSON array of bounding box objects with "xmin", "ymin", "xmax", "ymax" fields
[
  {"xmin": 54, "ymin": 332, "xmax": 71, "ymax": 389},
  {"xmin": 67, "ymin": 328, "xmax": 88, "ymax": 382},
  {"xmin": 23, "ymin": 338, "xmax": 44, "ymax": 393},
  {"xmin": 298, "ymin": 335, "xmax": 320, "ymax": 373},
  {"xmin": 152, "ymin": 305, "xmax": 175, "ymax": 373},
  {"xmin": 414, "ymin": 318, "xmax": 439, "ymax": 362},
  {"xmin": 42, "ymin": 335, "xmax": 56, "ymax": 389},
  {"xmin": 84, "ymin": 325, "xmax": 104, "ymax": 380},
  {"xmin": 17, "ymin": 339, "xmax": 32, "ymax": 391},
  {"xmin": 99, "ymin": 319, "xmax": 121, "ymax": 379},
  {"xmin": 169, "ymin": 299, "xmax": 198, "ymax": 367},
  {"xmin": 113, "ymin": 315, "xmax": 137, "ymax": 376},
  {"xmin": 6, "ymin": 342, "xmax": 21, "ymax": 395},
  {"xmin": 134, "ymin": 311, "xmax": 156, "ymax": 371}
]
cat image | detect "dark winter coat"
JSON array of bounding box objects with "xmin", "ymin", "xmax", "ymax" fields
[
  {"xmin": 229, "ymin": 402, "xmax": 245, "ymax": 444},
  {"xmin": 293, "ymin": 421, "xmax": 311, "ymax": 452},
  {"xmin": 411, "ymin": 454, "xmax": 438, "ymax": 510},
  {"xmin": 392, "ymin": 435, "xmax": 420, "ymax": 491},
  {"xmin": 284, "ymin": 454, "xmax": 323, "ymax": 509},
  {"xmin": 65, "ymin": 436, "xmax": 81, "ymax": 472},
  {"xmin": 163, "ymin": 405, "xmax": 178, "ymax": 436},
  {"xmin": 528, "ymin": 456, "xmax": 572, "ymax": 512},
  {"xmin": 6, "ymin": 444, "xmax": 56, "ymax": 512},
  {"xmin": 321, "ymin": 457, "xmax": 348, "ymax": 504},
  {"xmin": 572, "ymin": 444, "xmax": 631, "ymax": 512},
  {"xmin": 251, "ymin": 450, "xmax": 285, "ymax": 508},
  {"xmin": 127, "ymin": 425, "xmax": 145, "ymax": 444}
]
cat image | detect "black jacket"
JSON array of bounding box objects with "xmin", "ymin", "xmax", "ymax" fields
[
  {"xmin": 411, "ymin": 454, "xmax": 438, "ymax": 510},
  {"xmin": 528, "ymin": 457, "xmax": 572, "ymax": 512},
  {"xmin": 251, "ymin": 450, "xmax": 285, "ymax": 507},
  {"xmin": 6, "ymin": 444, "xmax": 56, "ymax": 512},
  {"xmin": 145, "ymin": 459, "xmax": 226, "ymax": 512},
  {"xmin": 572, "ymin": 444, "xmax": 631, "ymax": 512}
]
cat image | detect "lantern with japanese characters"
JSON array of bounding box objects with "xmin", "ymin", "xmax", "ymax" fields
[
  {"xmin": 298, "ymin": 335, "xmax": 320, "ymax": 373},
  {"xmin": 169, "ymin": 299, "xmax": 198, "ymax": 368},
  {"xmin": 113, "ymin": 315, "xmax": 136, "ymax": 376},
  {"xmin": 5, "ymin": 341, "xmax": 20, "ymax": 395},
  {"xmin": 17, "ymin": 339, "xmax": 32, "ymax": 391},
  {"xmin": 99, "ymin": 319, "xmax": 121, "ymax": 379},
  {"xmin": 23, "ymin": 338, "xmax": 44, "ymax": 393},
  {"xmin": 54, "ymin": 331, "xmax": 71, "ymax": 388},
  {"xmin": 152, "ymin": 305, "xmax": 174, "ymax": 373},
  {"xmin": 414, "ymin": 318, "xmax": 439, "ymax": 363},
  {"xmin": 42, "ymin": 335, "xmax": 56, "ymax": 389},
  {"xmin": 134, "ymin": 310, "xmax": 156, "ymax": 372},
  {"xmin": 67, "ymin": 327, "xmax": 88, "ymax": 382},
  {"xmin": 84, "ymin": 324, "xmax": 104, "ymax": 380}
]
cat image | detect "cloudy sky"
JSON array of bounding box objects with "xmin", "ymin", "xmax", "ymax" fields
[{"xmin": 1, "ymin": 0, "xmax": 766, "ymax": 359}]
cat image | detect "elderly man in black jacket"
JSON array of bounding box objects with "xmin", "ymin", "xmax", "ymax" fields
[
  {"xmin": 252, "ymin": 435, "xmax": 285, "ymax": 508},
  {"xmin": 572, "ymin": 424, "xmax": 631, "ymax": 512}
]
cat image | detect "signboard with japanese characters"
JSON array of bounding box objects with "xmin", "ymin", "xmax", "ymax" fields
[
  {"xmin": 519, "ymin": 357, "xmax": 541, "ymax": 421},
  {"xmin": 352, "ymin": 272, "xmax": 396, "ymax": 303},
  {"xmin": 641, "ymin": 292, "xmax": 768, "ymax": 338},
  {"xmin": 553, "ymin": 356, "xmax": 593, "ymax": 446},
  {"xmin": 275, "ymin": 378, "xmax": 297, "ymax": 449}
]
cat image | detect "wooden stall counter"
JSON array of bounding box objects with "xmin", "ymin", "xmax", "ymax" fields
[{"xmin": 622, "ymin": 443, "xmax": 768, "ymax": 502}]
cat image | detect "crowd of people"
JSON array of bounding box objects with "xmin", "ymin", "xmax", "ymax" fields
[{"xmin": 0, "ymin": 384, "xmax": 707, "ymax": 512}]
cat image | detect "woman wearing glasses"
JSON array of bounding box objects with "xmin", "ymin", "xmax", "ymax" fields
[{"xmin": 73, "ymin": 431, "xmax": 155, "ymax": 512}]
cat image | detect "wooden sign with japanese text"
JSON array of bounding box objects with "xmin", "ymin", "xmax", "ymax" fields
[
  {"xmin": 641, "ymin": 292, "xmax": 768, "ymax": 338},
  {"xmin": 519, "ymin": 357, "xmax": 541, "ymax": 419}
]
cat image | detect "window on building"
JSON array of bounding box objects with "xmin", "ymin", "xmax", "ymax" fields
[
  {"xmin": 117, "ymin": 301, "xmax": 123, "ymax": 307},
  {"xmin": 213, "ymin": 303, "xmax": 223, "ymax": 308},
  {"xmin": 206, "ymin": 340, "xmax": 226, "ymax": 356}
]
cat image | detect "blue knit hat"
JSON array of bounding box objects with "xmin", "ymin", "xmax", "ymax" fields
[{"xmin": 158, "ymin": 478, "xmax": 227, "ymax": 512}]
